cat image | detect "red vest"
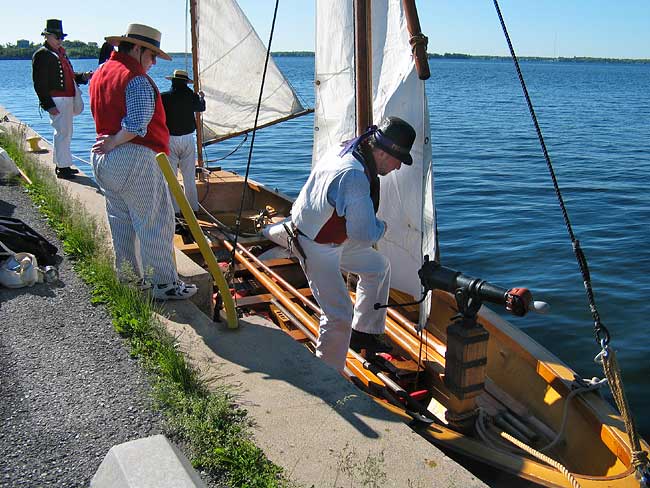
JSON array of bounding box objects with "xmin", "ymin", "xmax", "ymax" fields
[
  {"xmin": 314, "ymin": 152, "xmax": 380, "ymax": 245},
  {"xmin": 315, "ymin": 213, "xmax": 347, "ymax": 244},
  {"xmin": 89, "ymin": 51, "xmax": 169, "ymax": 155},
  {"xmin": 50, "ymin": 47, "xmax": 75, "ymax": 98}
]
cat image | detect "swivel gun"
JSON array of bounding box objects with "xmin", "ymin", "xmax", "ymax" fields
[{"xmin": 418, "ymin": 257, "xmax": 550, "ymax": 317}]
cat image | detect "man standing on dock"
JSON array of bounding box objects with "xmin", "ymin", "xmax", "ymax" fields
[
  {"xmin": 161, "ymin": 69, "xmax": 205, "ymax": 215},
  {"xmin": 32, "ymin": 19, "xmax": 91, "ymax": 179},
  {"xmin": 291, "ymin": 117, "xmax": 416, "ymax": 371},
  {"xmin": 89, "ymin": 24, "xmax": 197, "ymax": 301}
]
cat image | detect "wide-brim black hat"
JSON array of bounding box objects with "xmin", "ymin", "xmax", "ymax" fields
[
  {"xmin": 373, "ymin": 116, "xmax": 416, "ymax": 165},
  {"xmin": 42, "ymin": 19, "xmax": 67, "ymax": 39}
]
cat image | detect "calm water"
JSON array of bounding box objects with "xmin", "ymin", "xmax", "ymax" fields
[{"xmin": 1, "ymin": 56, "xmax": 649, "ymax": 437}]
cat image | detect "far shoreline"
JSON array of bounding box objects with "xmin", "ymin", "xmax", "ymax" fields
[{"xmin": 0, "ymin": 51, "xmax": 648, "ymax": 64}]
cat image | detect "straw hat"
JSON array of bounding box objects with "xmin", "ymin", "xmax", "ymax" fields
[
  {"xmin": 105, "ymin": 24, "xmax": 171, "ymax": 61},
  {"xmin": 166, "ymin": 69, "xmax": 193, "ymax": 83}
]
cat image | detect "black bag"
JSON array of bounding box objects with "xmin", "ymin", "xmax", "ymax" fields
[{"xmin": 0, "ymin": 216, "xmax": 58, "ymax": 265}]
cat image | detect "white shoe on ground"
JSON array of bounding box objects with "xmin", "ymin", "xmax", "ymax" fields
[{"xmin": 152, "ymin": 281, "xmax": 198, "ymax": 301}]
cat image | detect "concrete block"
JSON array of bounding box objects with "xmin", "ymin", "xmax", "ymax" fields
[{"xmin": 91, "ymin": 434, "xmax": 207, "ymax": 488}]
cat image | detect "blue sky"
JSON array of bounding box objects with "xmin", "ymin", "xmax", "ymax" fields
[{"xmin": 2, "ymin": 0, "xmax": 648, "ymax": 59}]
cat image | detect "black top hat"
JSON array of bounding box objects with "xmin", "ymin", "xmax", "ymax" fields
[
  {"xmin": 373, "ymin": 116, "xmax": 416, "ymax": 165},
  {"xmin": 42, "ymin": 19, "xmax": 67, "ymax": 39}
]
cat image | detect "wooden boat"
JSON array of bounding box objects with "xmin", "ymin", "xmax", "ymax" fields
[{"xmin": 169, "ymin": 1, "xmax": 650, "ymax": 486}]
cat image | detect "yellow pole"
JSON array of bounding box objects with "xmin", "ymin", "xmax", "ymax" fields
[{"xmin": 156, "ymin": 152, "xmax": 238, "ymax": 329}]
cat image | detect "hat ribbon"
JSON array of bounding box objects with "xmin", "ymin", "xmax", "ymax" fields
[
  {"xmin": 126, "ymin": 33, "xmax": 161, "ymax": 48},
  {"xmin": 338, "ymin": 125, "xmax": 378, "ymax": 157}
]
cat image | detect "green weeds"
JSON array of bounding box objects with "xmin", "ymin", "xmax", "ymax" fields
[{"xmin": 0, "ymin": 128, "xmax": 293, "ymax": 488}]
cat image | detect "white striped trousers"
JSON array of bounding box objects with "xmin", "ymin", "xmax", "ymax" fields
[{"xmin": 91, "ymin": 142, "xmax": 178, "ymax": 285}]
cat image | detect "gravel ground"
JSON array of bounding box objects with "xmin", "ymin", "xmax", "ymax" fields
[{"xmin": 0, "ymin": 179, "xmax": 224, "ymax": 487}]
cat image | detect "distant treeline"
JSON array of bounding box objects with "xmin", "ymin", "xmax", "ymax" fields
[
  {"xmin": 1, "ymin": 41, "xmax": 648, "ymax": 64},
  {"xmin": 428, "ymin": 52, "xmax": 650, "ymax": 63},
  {"xmin": 272, "ymin": 51, "xmax": 650, "ymax": 64},
  {"xmin": 0, "ymin": 40, "xmax": 99, "ymax": 59}
]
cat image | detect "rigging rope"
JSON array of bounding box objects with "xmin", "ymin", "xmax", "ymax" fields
[
  {"xmin": 601, "ymin": 348, "xmax": 650, "ymax": 474},
  {"xmin": 491, "ymin": 0, "xmax": 609, "ymax": 348},
  {"xmin": 500, "ymin": 429, "xmax": 583, "ymax": 488},
  {"xmin": 202, "ymin": 133, "xmax": 248, "ymax": 164},
  {"xmin": 228, "ymin": 0, "xmax": 281, "ymax": 274},
  {"xmin": 492, "ymin": 0, "xmax": 648, "ymax": 478}
]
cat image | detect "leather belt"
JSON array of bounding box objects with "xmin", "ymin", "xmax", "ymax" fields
[{"xmin": 283, "ymin": 222, "xmax": 307, "ymax": 262}]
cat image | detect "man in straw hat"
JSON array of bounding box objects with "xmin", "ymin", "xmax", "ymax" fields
[
  {"xmin": 161, "ymin": 69, "xmax": 206, "ymax": 215},
  {"xmin": 89, "ymin": 24, "xmax": 197, "ymax": 301},
  {"xmin": 289, "ymin": 117, "xmax": 416, "ymax": 371},
  {"xmin": 32, "ymin": 19, "xmax": 92, "ymax": 179}
]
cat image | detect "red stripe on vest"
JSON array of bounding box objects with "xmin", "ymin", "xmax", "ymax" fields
[
  {"xmin": 315, "ymin": 211, "xmax": 347, "ymax": 244},
  {"xmin": 89, "ymin": 51, "xmax": 169, "ymax": 155},
  {"xmin": 50, "ymin": 48, "xmax": 75, "ymax": 98}
]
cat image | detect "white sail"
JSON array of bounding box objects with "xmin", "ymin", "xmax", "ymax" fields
[
  {"xmin": 195, "ymin": 0, "xmax": 308, "ymax": 142},
  {"xmin": 372, "ymin": 0, "xmax": 436, "ymax": 322},
  {"xmin": 313, "ymin": 0, "xmax": 355, "ymax": 165},
  {"xmin": 314, "ymin": 0, "xmax": 436, "ymax": 319}
]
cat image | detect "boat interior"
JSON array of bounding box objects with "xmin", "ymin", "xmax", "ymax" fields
[{"xmin": 172, "ymin": 168, "xmax": 645, "ymax": 487}]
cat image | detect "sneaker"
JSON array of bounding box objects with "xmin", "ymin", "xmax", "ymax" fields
[
  {"xmin": 55, "ymin": 167, "xmax": 79, "ymax": 179},
  {"xmin": 152, "ymin": 281, "xmax": 198, "ymax": 301},
  {"xmin": 349, "ymin": 329, "xmax": 392, "ymax": 355}
]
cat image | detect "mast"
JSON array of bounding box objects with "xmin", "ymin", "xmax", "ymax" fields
[
  {"xmin": 354, "ymin": 0, "xmax": 373, "ymax": 135},
  {"xmin": 189, "ymin": 0, "xmax": 204, "ymax": 169}
]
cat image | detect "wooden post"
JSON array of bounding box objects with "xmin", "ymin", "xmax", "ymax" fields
[
  {"xmin": 190, "ymin": 0, "xmax": 205, "ymax": 179},
  {"xmin": 444, "ymin": 318, "xmax": 489, "ymax": 431},
  {"xmin": 354, "ymin": 0, "xmax": 373, "ymax": 135}
]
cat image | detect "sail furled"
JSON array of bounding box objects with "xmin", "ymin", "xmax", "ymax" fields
[
  {"xmin": 314, "ymin": 0, "xmax": 436, "ymax": 319},
  {"xmin": 195, "ymin": 0, "xmax": 308, "ymax": 143}
]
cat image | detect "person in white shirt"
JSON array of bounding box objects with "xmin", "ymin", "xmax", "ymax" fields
[{"xmin": 290, "ymin": 117, "xmax": 416, "ymax": 371}]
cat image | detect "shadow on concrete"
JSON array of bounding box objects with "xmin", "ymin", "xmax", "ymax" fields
[
  {"xmin": 62, "ymin": 173, "xmax": 100, "ymax": 190},
  {"xmin": 171, "ymin": 304, "xmax": 406, "ymax": 440}
]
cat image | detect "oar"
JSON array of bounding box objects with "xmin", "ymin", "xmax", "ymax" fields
[{"xmin": 155, "ymin": 152, "xmax": 238, "ymax": 329}]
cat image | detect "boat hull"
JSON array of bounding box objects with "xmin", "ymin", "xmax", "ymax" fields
[{"xmin": 178, "ymin": 169, "xmax": 647, "ymax": 487}]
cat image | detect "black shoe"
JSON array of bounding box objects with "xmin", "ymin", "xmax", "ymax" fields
[
  {"xmin": 349, "ymin": 329, "xmax": 392, "ymax": 355},
  {"xmin": 55, "ymin": 167, "xmax": 78, "ymax": 179}
]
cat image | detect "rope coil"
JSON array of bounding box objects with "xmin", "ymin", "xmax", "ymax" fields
[{"xmin": 408, "ymin": 33, "xmax": 428, "ymax": 53}]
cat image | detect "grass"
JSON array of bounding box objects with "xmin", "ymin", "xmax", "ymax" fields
[{"xmin": 0, "ymin": 127, "xmax": 294, "ymax": 488}]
